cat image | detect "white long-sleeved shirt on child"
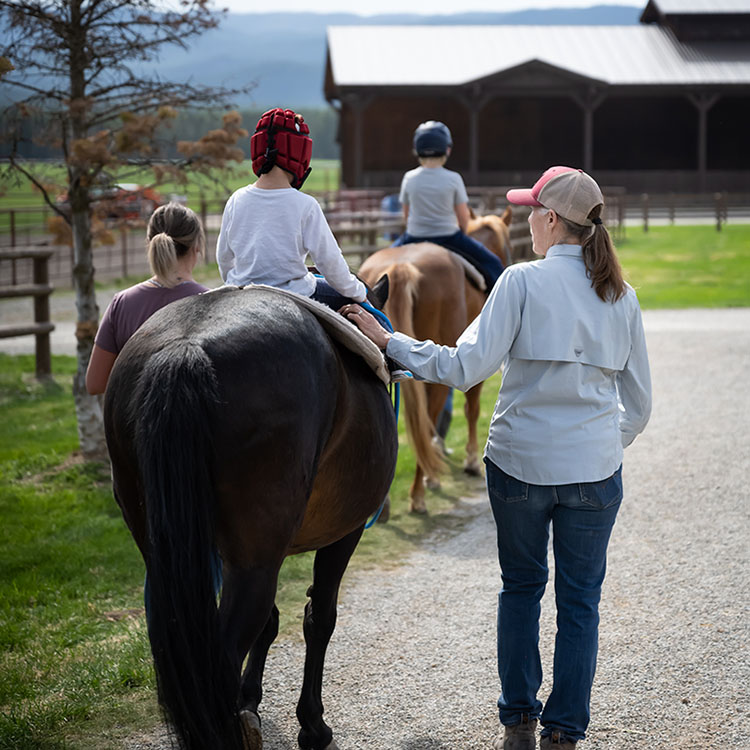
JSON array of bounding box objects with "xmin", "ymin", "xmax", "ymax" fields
[{"xmin": 217, "ymin": 185, "xmax": 367, "ymax": 302}]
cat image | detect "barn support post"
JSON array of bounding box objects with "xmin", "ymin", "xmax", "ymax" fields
[
  {"xmin": 468, "ymin": 106, "xmax": 480, "ymax": 186},
  {"xmin": 458, "ymin": 87, "xmax": 492, "ymax": 186},
  {"xmin": 573, "ymin": 87, "xmax": 607, "ymax": 174},
  {"xmin": 688, "ymin": 93, "xmax": 720, "ymax": 192},
  {"xmin": 342, "ymin": 93, "xmax": 373, "ymax": 188}
]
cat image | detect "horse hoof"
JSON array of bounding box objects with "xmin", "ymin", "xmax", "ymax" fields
[
  {"xmin": 323, "ymin": 740, "xmax": 340, "ymax": 750},
  {"xmin": 463, "ymin": 461, "xmax": 482, "ymax": 477},
  {"xmin": 240, "ymin": 709, "xmax": 262, "ymax": 750},
  {"xmin": 424, "ymin": 475, "xmax": 441, "ymax": 490},
  {"xmin": 410, "ymin": 497, "xmax": 428, "ymax": 514}
]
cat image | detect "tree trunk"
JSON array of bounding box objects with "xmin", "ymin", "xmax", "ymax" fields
[
  {"xmin": 70, "ymin": 203, "xmax": 108, "ymax": 461},
  {"xmin": 66, "ymin": 1, "xmax": 107, "ymax": 462}
]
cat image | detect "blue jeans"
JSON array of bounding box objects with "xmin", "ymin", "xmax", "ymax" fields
[
  {"xmin": 311, "ymin": 278, "xmax": 352, "ymax": 310},
  {"xmin": 394, "ymin": 230, "xmax": 504, "ymax": 289},
  {"xmin": 485, "ymin": 458, "xmax": 623, "ymax": 742},
  {"xmin": 312, "ymin": 279, "xmax": 391, "ymax": 334}
]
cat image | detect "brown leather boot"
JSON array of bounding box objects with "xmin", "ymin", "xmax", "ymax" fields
[
  {"xmin": 493, "ymin": 713, "xmax": 538, "ymax": 750},
  {"xmin": 540, "ymin": 730, "xmax": 576, "ymax": 749}
]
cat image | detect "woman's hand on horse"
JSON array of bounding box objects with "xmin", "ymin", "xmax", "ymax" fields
[{"xmin": 339, "ymin": 304, "xmax": 392, "ymax": 350}]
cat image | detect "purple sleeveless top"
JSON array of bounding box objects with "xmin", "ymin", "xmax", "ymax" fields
[{"xmin": 95, "ymin": 280, "xmax": 208, "ymax": 354}]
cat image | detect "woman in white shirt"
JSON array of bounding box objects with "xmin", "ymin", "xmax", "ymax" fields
[{"xmin": 341, "ymin": 167, "xmax": 651, "ymax": 750}]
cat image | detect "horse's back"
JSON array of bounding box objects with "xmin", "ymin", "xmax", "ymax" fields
[{"xmin": 361, "ymin": 241, "xmax": 461, "ymax": 278}]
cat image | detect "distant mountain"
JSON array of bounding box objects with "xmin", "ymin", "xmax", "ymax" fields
[{"xmin": 147, "ymin": 6, "xmax": 641, "ymax": 109}]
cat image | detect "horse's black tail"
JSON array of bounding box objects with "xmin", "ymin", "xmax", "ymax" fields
[{"xmin": 136, "ymin": 342, "xmax": 243, "ymax": 749}]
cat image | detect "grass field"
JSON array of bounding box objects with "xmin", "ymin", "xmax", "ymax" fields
[
  {"xmin": 1, "ymin": 219, "xmax": 748, "ymax": 747},
  {"xmin": 616, "ymin": 224, "xmax": 750, "ymax": 308}
]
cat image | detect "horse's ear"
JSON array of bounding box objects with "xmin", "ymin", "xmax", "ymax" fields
[
  {"xmin": 501, "ymin": 206, "xmax": 513, "ymax": 226},
  {"xmin": 369, "ymin": 274, "xmax": 389, "ymax": 310}
]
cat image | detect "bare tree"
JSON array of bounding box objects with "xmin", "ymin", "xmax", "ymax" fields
[{"xmin": 0, "ymin": 0, "xmax": 250, "ymax": 460}]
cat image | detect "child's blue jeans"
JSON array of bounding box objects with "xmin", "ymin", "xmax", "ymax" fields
[{"xmin": 312, "ymin": 279, "xmax": 390, "ymax": 334}]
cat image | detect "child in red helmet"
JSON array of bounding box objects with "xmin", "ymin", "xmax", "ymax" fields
[
  {"xmin": 217, "ymin": 108, "xmax": 368, "ymax": 310},
  {"xmin": 217, "ymin": 108, "xmax": 410, "ymax": 380}
]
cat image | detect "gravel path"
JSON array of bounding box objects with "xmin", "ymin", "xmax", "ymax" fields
[{"xmin": 4, "ymin": 306, "xmax": 746, "ymax": 749}]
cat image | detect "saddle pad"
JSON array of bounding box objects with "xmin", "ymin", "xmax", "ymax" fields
[
  {"xmin": 453, "ymin": 254, "xmax": 486, "ymax": 292},
  {"xmin": 219, "ymin": 284, "xmax": 390, "ymax": 386}
]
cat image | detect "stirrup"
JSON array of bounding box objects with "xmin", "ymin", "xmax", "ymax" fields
[{"xmin": 389, "ymin": 368, "xmax": 413, "ymax": 383}]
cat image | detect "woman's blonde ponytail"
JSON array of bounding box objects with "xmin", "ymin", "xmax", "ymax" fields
[
  {"xmin": 148, "ymin": 233, "xmax": 179, "ymax": 286},
  {"xmin": 145, "ymin": 203, "xmax": 205, "ymax": 287}
]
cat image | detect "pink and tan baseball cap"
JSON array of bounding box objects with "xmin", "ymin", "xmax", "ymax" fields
[{"xmin": 506, "ymin": 166, "xmax": 604, "ymax": 227}]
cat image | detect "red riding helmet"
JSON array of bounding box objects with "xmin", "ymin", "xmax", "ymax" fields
[{"xmin": 250, "ymin": 108, "xmax": 313, "ymax": 189}]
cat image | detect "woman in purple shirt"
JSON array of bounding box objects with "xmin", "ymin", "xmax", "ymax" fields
[{"xmin": 86, "ymin": 203, "xmax": 208, "ymax": 394}]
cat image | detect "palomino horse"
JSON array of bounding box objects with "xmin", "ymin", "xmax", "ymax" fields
[
  {"xmin": 358, "ymin": 207, "xmax": 512, "ymax": 514},
  {"xmin": 104, "ymin": 285, "xmax": 397, "ymax": 750}
]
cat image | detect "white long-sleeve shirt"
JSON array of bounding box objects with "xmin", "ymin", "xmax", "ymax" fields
[
  {"xmin": 386, "ymin": 244, "xmax": 652, "ymax": 485},
  {"xmin": 217, "ymin": 185, "xmax": 367, "ymax": 302}
]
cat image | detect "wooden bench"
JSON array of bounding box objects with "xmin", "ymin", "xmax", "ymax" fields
[{"xmin": 0, "ymin": 248, "xmax": 56, "ymax": 377}]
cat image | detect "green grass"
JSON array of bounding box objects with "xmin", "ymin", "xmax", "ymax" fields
[
  {"xmin": 0, "ymin": 351, "xmax": 496, "ymax": 748},
  {"xmin": 0, "ymin": 355, "xmax": 157, "ymax": 749},
  {"xmin": 616, "ymin": 224, "xmax": 750, "ymax": 308}
]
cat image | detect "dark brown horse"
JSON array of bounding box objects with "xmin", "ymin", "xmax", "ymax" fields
[
  {"xmin": 358, "ymin": 208, "xmax": 512, "ymax": 513},
  {"xmin": 104, "ymin": 285, "xmax": 397, "ymax": 750}
]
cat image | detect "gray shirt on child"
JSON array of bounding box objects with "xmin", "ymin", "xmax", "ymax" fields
[{"xmin": 399, "ymin": 165, "xmax": 469, "ymax": 237}]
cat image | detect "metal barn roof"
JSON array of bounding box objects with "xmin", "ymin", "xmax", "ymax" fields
[
  {"xmin": 644, "ymin": 0, "xmax": 750, "ymax": 13},
  {"xmin": 326, "ymin": 24, "xmax": 750, "ymax": 89}
]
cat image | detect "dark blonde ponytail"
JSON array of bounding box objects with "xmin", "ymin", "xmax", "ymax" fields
[
  {"xmin": 148, "ymin": 233, "xmax": 178, "ymax": 284},
  {"xmin": 145, "ymin": 203, "xmax": 205, "ymax": 288},
  {"xmin": 559, "ymin": 205, "xmax": 626, "ymax": 303}
]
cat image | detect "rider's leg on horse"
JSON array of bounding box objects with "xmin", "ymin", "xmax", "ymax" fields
[
  {"xmin": 312, "ymin": 279, "xmax": 411, "ymax": 382},
  {"xmin": 440, "ymin": 230, "xmax": 505, "ymax": 288}
]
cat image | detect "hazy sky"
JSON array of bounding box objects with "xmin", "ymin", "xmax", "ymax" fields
[{"xmin": 220, "ymin": 0, "xmax": 642, "ymax": 15}]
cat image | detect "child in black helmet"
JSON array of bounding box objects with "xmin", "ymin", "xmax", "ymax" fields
[{"xmin": 395, "ymin": 120, "xmax": 505, "ymax": 290}]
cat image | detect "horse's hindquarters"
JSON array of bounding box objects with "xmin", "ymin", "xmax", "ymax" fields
[{"xmin": 290, "ymin": 348, "xmax": 398, "ymax": 552}]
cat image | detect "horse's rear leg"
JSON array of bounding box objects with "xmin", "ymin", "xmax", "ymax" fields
[
  {"xmin": 464, "ymin": 383, "xmax": 484, "ymax": 475},
  {"xmin": 237, "ymin": 604, "xmax": 279, "ymax": 748},
  {"xmin": 424, "ymin": 384, "xmax": 452, "ymax": 491},
  {"xmin": 297, "ymin": 527, "xmax": 363, "ymax": 750},
  {"xmin": 219, "ymin": 567, "xmax": 279, "ymax": 750}
]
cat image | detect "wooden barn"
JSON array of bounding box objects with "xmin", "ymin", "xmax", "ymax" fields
[{"xmin": 324, "ymin": 0, "xmax": 750, "ymax": 192}]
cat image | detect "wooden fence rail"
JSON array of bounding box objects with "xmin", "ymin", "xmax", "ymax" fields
[
  {"xmin": 630, "ymin": 191, "xmax": 749, "ymax": 232},
  {"xmin": 0, "ymin": 248, "xmax": 55, "ymax": 377}
]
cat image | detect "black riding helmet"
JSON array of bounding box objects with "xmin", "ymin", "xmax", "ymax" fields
[{"xmin": 413, "ymin": 121, "xmax": 452, "ymax": 157}]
